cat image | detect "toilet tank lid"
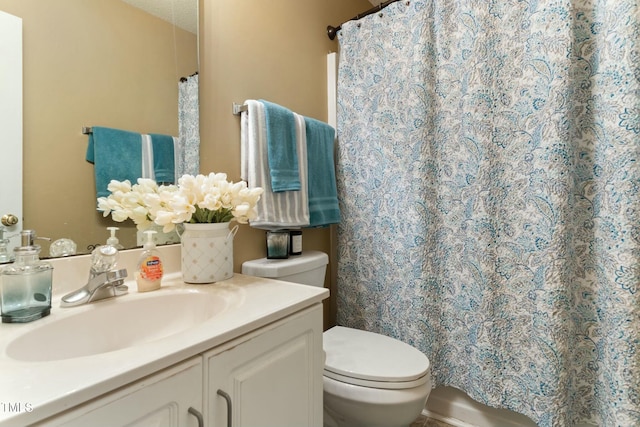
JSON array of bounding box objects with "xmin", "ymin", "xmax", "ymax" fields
[{"xmin": 241, "ymin": 250, "xmax": 328, "ymax": 278}]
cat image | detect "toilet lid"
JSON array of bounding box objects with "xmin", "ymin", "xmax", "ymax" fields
[{"xmin": 323, "ymin": 327, "xmax": 430, "ymax": 386}]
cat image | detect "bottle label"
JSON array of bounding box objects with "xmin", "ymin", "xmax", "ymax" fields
[{"xmin": 141, "ymin": 256, "xmax": 163, "ymax": 281}]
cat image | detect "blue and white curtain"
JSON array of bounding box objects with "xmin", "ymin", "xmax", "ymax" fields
[
  {"xmin": 178, "ymin": 73, "xmax": 200, "ymax": 175},
  {"xmin": 335, "ymin": 1, "xmax": 640, "ymax": 426}
]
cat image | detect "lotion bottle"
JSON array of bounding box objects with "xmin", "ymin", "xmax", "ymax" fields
[{"xmin": 136, "ymin": 230, "xmax": 163, "ymax": 292}]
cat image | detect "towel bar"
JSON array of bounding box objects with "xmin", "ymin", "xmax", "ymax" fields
[
  {"xmin": 82, "ymin": 127, "xmax": 93, "ymax": 135},
  {"xmin": 232, "ymin": 103, "xmax": 248, "ymax": 115}
]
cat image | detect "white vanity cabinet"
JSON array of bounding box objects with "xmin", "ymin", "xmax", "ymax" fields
[
  {"xmin": 36, "ymin": 304, "xmax": 323, "ymax": 427},
  {"xmin": 205, "ymin": 304, "xmax": 324, "ymax": 427},
  {"xmin": 42, "ymin": 357, "xmax": 204, "ymax": 427}
]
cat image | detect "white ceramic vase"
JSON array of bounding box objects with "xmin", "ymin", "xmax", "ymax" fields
[{"xmin": 180, "ymin": 222, "xmax": 238, "ymax": 284}]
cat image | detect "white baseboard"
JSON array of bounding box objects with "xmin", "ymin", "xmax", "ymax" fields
[
  {"xmin": 422, "ymin": 408, "xmax": 478, "ymax": 427},
  {"xmin": 425, "ymin": 387, "xmax": 537, "ymax": 427}
]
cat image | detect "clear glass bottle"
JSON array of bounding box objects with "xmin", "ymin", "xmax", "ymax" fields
[
  {"xmin": 0, "ymin": 227, "xmax": 12, "ymax": 263},
  {"xmin": 0, "ymin": 230, "xmax": 53, "ymax": 323}
]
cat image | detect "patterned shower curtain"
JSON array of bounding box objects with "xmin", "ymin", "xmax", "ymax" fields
[
  {"xmin": 178, "ymin": 73, "xmax": 200, "ymax": 175},
  {"xmin": 335, "ymin": 1, "xmax": 640, "ymax": 426}
]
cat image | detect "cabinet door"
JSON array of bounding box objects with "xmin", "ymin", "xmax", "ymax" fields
[
  {"xmin": 206, "ymin": 305, "xmax": 324, "ymax": 427},
  {"xmin": 39, "ymin": 358, "xmax": 203, "ymax": 427}
]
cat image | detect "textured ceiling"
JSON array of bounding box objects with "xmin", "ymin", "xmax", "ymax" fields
[{"xmin": 120, "ymin": 0, "xmax": 197, "ymax": 34}]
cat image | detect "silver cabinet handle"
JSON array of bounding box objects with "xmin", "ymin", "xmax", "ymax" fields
[
  {"xmin": 217, "ymin": 389, "xmax": 232, "ymax": 427},
  {"xmin": 188, "ymin": 407, "xmax": 204, "ymax": 427}
]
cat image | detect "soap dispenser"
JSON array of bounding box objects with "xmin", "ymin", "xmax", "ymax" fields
[
  {"xmin": 136, "ymin": 230, "xmax": 163, "ymax": 292},
  {"xmin": 0, "ymin": 230, "xmax": 53, "ymax": 323},
  {"xmin": 106, "ymin": 227, "xmax": 124, "ymax": 250}
]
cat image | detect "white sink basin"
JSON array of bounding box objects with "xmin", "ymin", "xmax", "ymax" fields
[{"xmin": 6, "ymin": 290, "xmax": 228, "ymax": 362}]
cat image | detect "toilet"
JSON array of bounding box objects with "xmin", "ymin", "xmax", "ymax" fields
[{"xmin": 242, "ymin": 251, "xmax": 432, "ymax": 427}]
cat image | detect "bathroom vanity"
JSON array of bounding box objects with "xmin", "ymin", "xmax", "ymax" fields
[{"xmin": 0, "ymin": 245, "xmax": 328, "ymax": 427}]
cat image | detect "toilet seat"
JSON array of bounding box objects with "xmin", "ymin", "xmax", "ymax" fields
[{"xmin": 323, "ymin": 326, "xmax": 430, "ymax": 390}]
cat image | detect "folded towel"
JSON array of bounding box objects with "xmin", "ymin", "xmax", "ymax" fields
[
  {"xmin": 259, "ymin": 100, "xmax": 301, "ymax": 192},
  {"xmin": 86, "ymin": 126, "xmax": 143, "ymax": 198},
  {"xmin": 305, "ymin": 117, "xmax": 341, "ymax": 227},
  {"xmin": 241, "ymin": 100, "xmax": 310, "ymax": 228},
  {"xmin": 149, "ymin": 133, "xmax": 176, "ymax": 184}
]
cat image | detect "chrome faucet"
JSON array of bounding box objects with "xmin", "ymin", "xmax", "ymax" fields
[{"xmin": 61, "ymin": 268, "xmax": 128, "ymax": 307}]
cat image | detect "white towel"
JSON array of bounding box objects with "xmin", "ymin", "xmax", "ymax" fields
[
  {"xmin": 141, "ymin": 134, "xmax": 181, "ymax": 183},
  {"xmin": 141, "ymin": 134, "xmax": 154, "ymax": 180},
  {"xmin": 241, "ymin": 100, "xmax": 310, "ymax": 229}
]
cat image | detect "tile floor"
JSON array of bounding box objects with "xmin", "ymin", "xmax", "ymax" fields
[{"xmin": 411, "ymin": 413, "xmax": 458, "ymax": 427}]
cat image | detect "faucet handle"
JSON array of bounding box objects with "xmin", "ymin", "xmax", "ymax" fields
[{"xmin": 105, "ymin": 269, "xmax": 128, "ymax": 283}]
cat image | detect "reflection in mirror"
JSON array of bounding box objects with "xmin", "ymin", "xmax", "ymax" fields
[{"xmin": 0, "ymin": 0, "xmax": 198, "ymax": 260}]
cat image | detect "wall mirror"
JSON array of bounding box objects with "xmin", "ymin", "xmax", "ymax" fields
[{"xmin": 0, "ymin": 0, "xmax": 198, "ymax": 260}]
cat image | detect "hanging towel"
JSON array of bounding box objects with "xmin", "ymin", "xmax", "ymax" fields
[
  {"xmin": 259, "ymin": 99, "xmax": 301, "ymax": 192},
  {"xmin": 241, "ymin": 100, "xmax": 310, "ymax": 229},
  {"xmin": 305, "ymin": 117, "xmax": 341, "ymax": 227},
  {"xmin": 86, "ymin": 126, "xmax": 143, "ymax": 198},
  {"xmin": 149, "ymin": 133, "xmax": 176, "ymax": 184},
  {"xmin": 142, "ymin": 134, "xmax": 180, "ymax": 183},
  {"xmin": 141, "ymin": 134, "xmax": 154, "ymax": 180}
]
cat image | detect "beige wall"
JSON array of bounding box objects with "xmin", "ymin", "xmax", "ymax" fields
[
  {"xmin": 199, "ymin": 0, "xmax": 370, "ymax": 327},
  {"xmin": 0, "ymin": 0, "xmax": 197, "ymax": 252},
  {"xmin": 3, "ymin": 0, "xmax": 370, "ymax": 326}
]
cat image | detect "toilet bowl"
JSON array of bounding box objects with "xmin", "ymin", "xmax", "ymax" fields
[
  {"xmin": 242, "ymin": 251, "xmax": 432, "ymax": 427},
  {"xmin": 322, "ymin": 326, "xmax": 431, "ymax": 427}
]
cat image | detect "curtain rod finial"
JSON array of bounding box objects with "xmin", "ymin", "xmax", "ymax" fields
[{"xmin": 327, "ymin": 25, "xmax": 339, "ymax": 40}]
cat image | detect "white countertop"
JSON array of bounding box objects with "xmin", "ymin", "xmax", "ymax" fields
[{"xmin": 0, "ymin": 270, "xmax": 328, "ymax": 426}]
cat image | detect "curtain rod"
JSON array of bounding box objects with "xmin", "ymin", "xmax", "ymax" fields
[
  {"xmin": 327, "ymin": 0, "xmax": 403, "ymax": 40},
  {"xmin": 180, "ymin": 71, "xmax": 198, "ymax": 82}
]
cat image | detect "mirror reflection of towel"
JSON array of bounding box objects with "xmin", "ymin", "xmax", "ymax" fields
[
  {"xmin": 149, "ymin": 133, "xmax": 176, "ymax": 184},
  {"xmin": 87, "ymin": 127, "xmax": 178, "ymax": 199},
  {"xmin": 86, "ymin": 126, "xmax": 142, "ymax": 198}
]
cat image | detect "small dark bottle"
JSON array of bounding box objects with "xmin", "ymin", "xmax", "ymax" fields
[{"xmin": 289, "ymin": 230, "xmax": 302, "ymax": 255}]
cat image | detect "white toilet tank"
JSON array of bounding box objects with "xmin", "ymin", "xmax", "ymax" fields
[{"xmin": 241, "ymin": 251, "xmax": 328, "ymax": 287}]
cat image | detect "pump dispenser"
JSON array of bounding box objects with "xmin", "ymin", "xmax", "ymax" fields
[
  {"xmin": 106, "ymin": 227, "xmax": 124, "ymax": 250},
  {"xmin": 0, "ymin": 230, "xmax": 53, "ymax": 323},
  {"xmin": 136, "ymin": 230, "xmax": 163, "ymax": 292}
]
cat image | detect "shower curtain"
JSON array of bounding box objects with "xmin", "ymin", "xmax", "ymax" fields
[
  {"xmin": 335, "ymin": 1, "xmax": 640, "ymax": 426},
  {"xmin": 178, "ymin": 73, "xmax": 200, "ymax": 175}
]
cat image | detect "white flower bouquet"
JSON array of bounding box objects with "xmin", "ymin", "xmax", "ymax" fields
[{"xmin": 97, "ymin": 173, "xmax": 264, "ymax": 232}]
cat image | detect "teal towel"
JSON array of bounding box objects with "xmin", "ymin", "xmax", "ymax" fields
[
  {"xmin": 86, "ymin": 126, "xmax": 142, "ymax": 198},
  {"xmin": 304, "ymin": 117, "xmax": 341, "ymax": 227},
  {"xmin": 149, "ymin": 133, "xmax": 176, "ymax": 184},
  {"xmin": 259, "ymin": 100, "xmax": 301, "ymax": 192}
]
